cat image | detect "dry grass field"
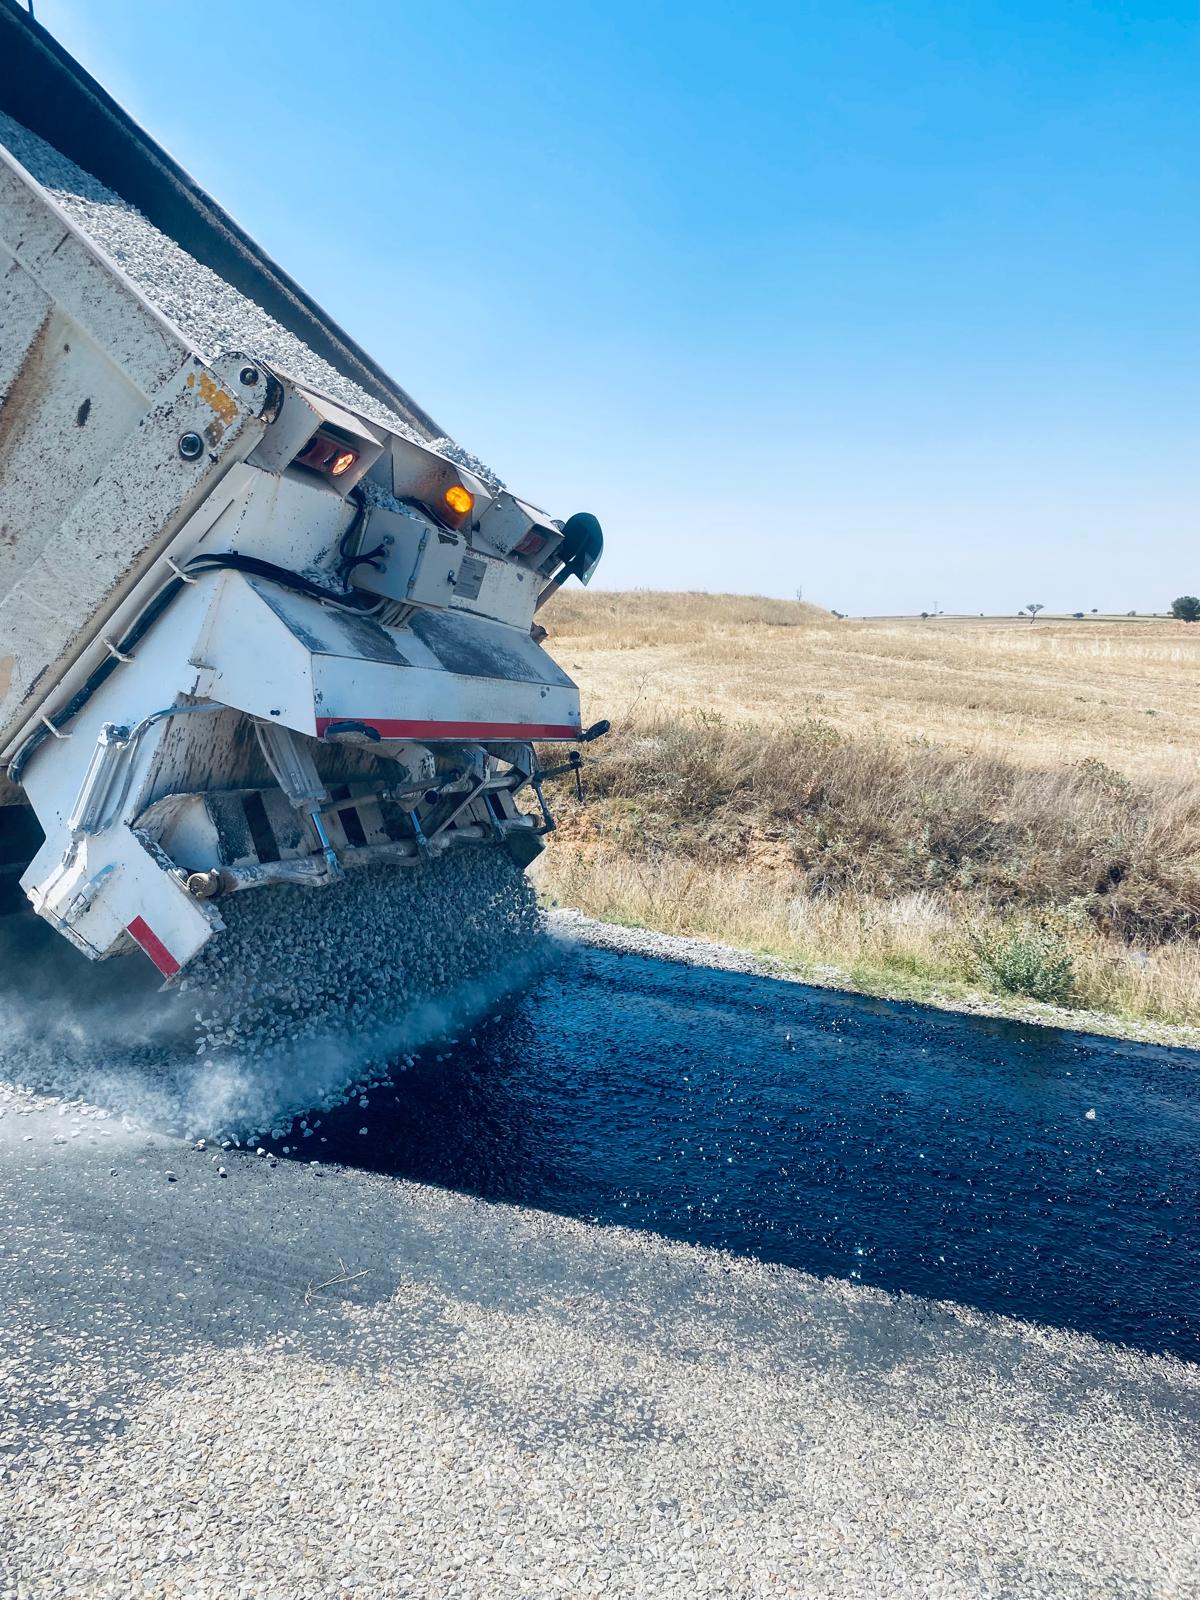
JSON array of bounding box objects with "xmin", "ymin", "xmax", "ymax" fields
[
  {"xmin": 534, "ymin": 592, "xmax": 1200, "ymax": 1030},
  {"xmin": 547, "ymin": 592, "xmax": 1200, "ymax": 781}
]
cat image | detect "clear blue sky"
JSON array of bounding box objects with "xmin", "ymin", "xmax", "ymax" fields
[{"xmin": 32, "ymin": 0, "xmax": 1200, "ymax": 614}]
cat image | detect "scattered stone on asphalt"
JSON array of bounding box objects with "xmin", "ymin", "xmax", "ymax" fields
[
  {"xmin": 0, "ymin": 1071, "xmax": 1197, "ymax": 1600},
  {"xmin": 0, "ymin": 851, "xmax": 547, "ymax": 1148}
]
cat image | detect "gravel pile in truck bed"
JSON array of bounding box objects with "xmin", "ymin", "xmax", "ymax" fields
[{"xmin": 0, "ymin": 108, "xmax": 501, "ymax": 488}]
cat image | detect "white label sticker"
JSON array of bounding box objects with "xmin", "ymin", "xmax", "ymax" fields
[{"xmin": 455, "ymin": 556, "xmax": 486, "ymax": 601}]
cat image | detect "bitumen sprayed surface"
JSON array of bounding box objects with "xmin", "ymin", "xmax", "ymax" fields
[
  {"xmin": 291, "ymin": 918, "xmax": 1200, "ymax": 1361},
  {"xmin": 3, "ymin": 920, "xmax": 1200, "ymax": 1598}
]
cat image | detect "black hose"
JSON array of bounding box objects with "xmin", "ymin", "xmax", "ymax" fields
[
  {"xmin": 8, "ymin": 544, "xmax": 380, "ymax": 785},
  {"xmin": 187, "ymin": 551, "xmax": 381, "ymax": 610},
  {"xmin": 336, "ymin": 486, "xmax": 371, "ymax": 581},
  {"xmin": 341, "ymin": 544, "xmax": 387, "ymax": 577},
  {"xmin": 8, "ymin": 574, "xmax": 185, "ymax": 785}
]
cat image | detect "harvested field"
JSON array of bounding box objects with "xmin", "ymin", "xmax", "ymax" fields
[
  {"xmin": 546, "ymin": 591, "xmax": 1200, "ymax": 781},
  {"xmin": 535, "ymin": 592, "xmax": 1200, "ymax": 1028}
]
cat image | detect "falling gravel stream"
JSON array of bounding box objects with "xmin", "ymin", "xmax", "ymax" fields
[{"xmin": 307, "ymin": 936, "xmax": 1200, "ymax": 1361}]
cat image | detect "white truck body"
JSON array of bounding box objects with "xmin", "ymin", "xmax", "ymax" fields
[{"xmin": 0, "ymin": 1, "xmax": 603, "ymax": 977}]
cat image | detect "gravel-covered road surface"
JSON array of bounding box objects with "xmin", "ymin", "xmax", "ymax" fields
[{"xmin": 3, "ymin": 922, "xmax": 1199, "ymax": 1599}]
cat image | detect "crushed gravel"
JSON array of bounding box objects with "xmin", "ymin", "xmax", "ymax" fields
[
  {"xmin": 0, "ymin": 110, "xmax": 499, "ymax": 489},
  {"xmin": 1, "ymin": 1080, "xmax": 1198, "ymax": 1599},
  {"xmin": 426, "ymin": 436, "xmax": 506, "ymax": 492},
  {"xmin": 183, "ymin": 849, "xmax": 541, "ymax": 1063},
  {"xmin": 0, "ymin": 849, "xmax": 545, "ymax": 1147}
]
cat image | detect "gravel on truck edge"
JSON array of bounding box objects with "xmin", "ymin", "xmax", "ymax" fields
[{"xmin": 0, "ymin": 109, "xmax": 503, "ymax": 487}]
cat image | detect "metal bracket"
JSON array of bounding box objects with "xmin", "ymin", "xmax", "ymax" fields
[
  {"xmin": 254, "ymin": 721, "xmax": 343, "ymax": 881},
  {"xmin": 529, "ymin": 773, "xmax": 557, "ymax": 834},
  {"xmin": 406, "ymin": 528, "xmax": 430, "ymax": 598}
]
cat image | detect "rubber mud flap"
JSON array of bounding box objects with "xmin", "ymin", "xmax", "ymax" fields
[
  {"xmin": 505, "ymin": 830, "xmax": 546, "ymax": 870},
  {"xmin": 0, "ymin": 802, "xmax": 44, "ymax": 916}
]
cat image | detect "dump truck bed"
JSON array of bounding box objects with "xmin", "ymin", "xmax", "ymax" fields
[
  {"xmin": 0, "ymin": 0, "xmax": 496, "ymax": 758},
  {"xmin": 1, "ymin": 1, "xmax": 604, "ymax": 982},
  {"xmin": 0, "ymin": 110, "xmax": 437, "ymax": 452}
]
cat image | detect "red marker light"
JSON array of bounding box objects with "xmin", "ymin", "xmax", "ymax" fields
[
  {"xmin": 513, "ymin": 528, "xmax": 547, "ymax": 557},
  {"xmin": 294, "ymin": 432, "xmax": 359, "ymax": 479}
]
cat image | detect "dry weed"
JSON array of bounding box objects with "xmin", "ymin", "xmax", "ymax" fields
[{"xmin": 536, "ymin": 590, "xmax": 1200, "ymax": 1024}]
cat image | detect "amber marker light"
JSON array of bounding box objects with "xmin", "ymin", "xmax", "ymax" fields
[
  {"xmin": 444, "ymin": 484, "xmax": 474, "ymax": 516},
  {"xmin": 330, "ymin": 449, "xmax": 358, "ymax": 478}
]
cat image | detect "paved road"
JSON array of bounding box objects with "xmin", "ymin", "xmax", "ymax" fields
[
  {"xmin": 315, "ymin": 923, "xmax": 1200, "ymax": 1360},
  {"xmin": 2, "ymin": 927, "xmax": 1199, "ymax": 1598}
]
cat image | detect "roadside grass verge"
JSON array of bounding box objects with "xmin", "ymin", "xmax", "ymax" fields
[
  {"xmin": 537, "ymin": 849, "xmax": 1200, "ymax": 1028},
  {"xmin": 537, "ymin": 714, "xmax": 1200, "ymax": 1028}
]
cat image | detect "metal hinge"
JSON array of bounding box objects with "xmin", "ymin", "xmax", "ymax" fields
[{"xmin": 406, "ymin": 528, "xmax": 430, "ymax": 598}]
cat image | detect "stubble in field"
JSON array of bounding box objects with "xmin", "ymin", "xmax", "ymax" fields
[{"xmin": 548, "ymin": 591, "xmax": 1200, "ymax": 781}]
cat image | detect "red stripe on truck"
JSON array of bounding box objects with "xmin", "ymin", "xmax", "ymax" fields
[
  {"xmin": 315, "ymin": 718, "xmax": 580, "ymax": 741},
  {"xmin": 126, "ymin": 915, "xmax": 181, "ymax": 977}
]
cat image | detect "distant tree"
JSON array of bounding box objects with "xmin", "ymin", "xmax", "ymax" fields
[
  {"xmin": 1072, "ymin": 612, "xmax": 1084, "ymax": 620},
  {"xmin": 1171, "ymin": 595, "xmax": 1200, "ymax": 622},
  {"xmin": 1091, "ymin": 608, "xmax": 1098, "ymax": 614},
  {"xmin": 1017, "ymin": 609, "xmax": 1027, "ymax": 617},
  {"xmin": 1026, "ymin": 603, "xmax": 1044, "ymax": 622},
  {"xmin": 920, "ymin": 611, "xmax": 929, "ymax": 620}
]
